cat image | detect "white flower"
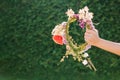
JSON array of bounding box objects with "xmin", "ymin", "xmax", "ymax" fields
[
  {"xmin": 66, "ymin": 9, "xmax": 75, "ymax": 17},
  {"xmin": 78, "ymin": 6, "xmax": 93, "ymax": 21},
  {"xmin": 85, "ymin": 12, "xmax": 93, "ymax": 20},
  {"xmin": 84, "ymin": 6, "xmax": 89, "ymax": 12},
  {"xmin": 79, "ymin": 9, "xmax": 85, "ymax": 14},
  {"xmin": 51, "ymin": 25, "xmax": 60, "ymax": 35},
  {"xmin": 61, "ymin": 22, "xmax": 67, "ymax": 27},
  {"xmin": 82, "ymin": 60, "xmax": 88, "ymax": 65},
  {"xmin": 78, "ymin": 9, "xmax": 85, "ymax": 19},
  {"xmin": 51, "ymin": 22, "xmax": 67, "ymax": 35},
  {"xmin": 78, "ymin": 13, "xmax": 85, "ymax": 19},
  {"xmin": 83, "ymin": 52, "xmax": 89, "ymax": 58}
]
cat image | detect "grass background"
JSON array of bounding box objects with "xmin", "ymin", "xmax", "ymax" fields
[{"xmin": 0, "ymin": 0, "xmax": 120, "ymax": 80}]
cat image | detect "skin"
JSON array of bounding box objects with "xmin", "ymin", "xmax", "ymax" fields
[{"xmin": 84, "ymin": 29, "xmax": 120, "ymax": 56}]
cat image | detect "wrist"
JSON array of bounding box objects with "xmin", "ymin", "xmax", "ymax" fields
[{"xmin": 92, "ymin": 37, "xmax": 102, "ymax": 47}]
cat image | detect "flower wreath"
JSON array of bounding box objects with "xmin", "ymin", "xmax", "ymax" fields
[{"xmin": 52, "ymin": 6, "xmax": 96, "ymax": 71}]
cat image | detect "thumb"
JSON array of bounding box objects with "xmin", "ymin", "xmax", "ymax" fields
[{"xmin": 93, "ymin": 28, "xmax": 98, "ymax": 33}]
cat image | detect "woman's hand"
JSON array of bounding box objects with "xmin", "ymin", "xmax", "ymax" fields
[
  {"xmin": 84, "ymin": 29, "xmax": 120, "ymax": 55},
  {"xmin": 84, "ymin": 29, "xmax": 100, "ymax": 46}
]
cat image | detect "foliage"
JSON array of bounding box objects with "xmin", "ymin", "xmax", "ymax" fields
[{"xmin": 0, "ymin": 0, "xmax": 120, "ymax": 80}]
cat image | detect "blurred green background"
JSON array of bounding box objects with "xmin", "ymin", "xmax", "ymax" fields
[{"xmin": 0, "ymin": 0, "xmax": 120, "ymax": 80}]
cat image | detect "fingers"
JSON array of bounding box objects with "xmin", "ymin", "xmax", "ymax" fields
[
  {"xmin": 84, "ymin": 32, "xmax": 91, "ymax": 41},
  {"xmin": 84, "ymin": 35, "xmax": 90, "ymax": 42},
  {"xmin": 84, "ymin": 35, "xmax": 92, "ymax": 44},
  {"xmin": 86, "ymin": 28, "xmax": 98, "ymax": 34},
  {"xmin": 93, "ymin": 28, "xmax": 98, "ymax": 33},
  {"xmin": 85, "ymin": 32, "xmax": 91, "ymax": 37},
  {"xmin": 84, "ymin": 28, "xmax": 99, "ymax": 45},
  {"xmin": 85, "ymin": 30, "xmax": 94, "ymax": 35},
  {"xmin": 84, "ymin": 29, "xmax": 95, "ymax": 42}
]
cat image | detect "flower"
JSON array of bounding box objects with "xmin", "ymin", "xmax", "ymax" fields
[
  {"xmin": 78, "ymin": 8, "xmax": 85, "ymax": 20},
  {"xmin": 84, "ymin": 6, "xmax": 89, "ymax": 12},
  {"xmin": 79, "ymin": 19, "xmax": 85, "ymax": 28},
  {"xmin": 78, "ymin": 6, "xmax": 93, "ymax": 22},
  {"xmin": 79, "ymin": 9, "xmax": 85, "ymax": 14},
  {"xmin": 83, "ymin": 52, "xmax": 89, "ymax": 58},
  {"xmin": 85, "ymin": 12, "xmax": 93, "ymax": 20},
  {"xmin": 73, "ymin": 14, "xmax": 79, "ymax": 19},
  {"xmin": 52, "ymin": 35, "xmax": 63, "ymax": 45},
  {"xmin": 51, "ymin": 6, "xmax": 96, "ymax": 71},
  {"xmin": 66, "ymin": 9, "xmax": 75, "ymax": 18},
  {"xmin": 52, "ymin": 22, "xmax": 67, "ymax": 45},
  {"xmin": 51, "ymin": 25, "xmax": 63, "ymax": 35},
  {"xmin": 78, "ymin": 13, "xmax": 85, "ymax": 20},
  {"xmin": 61, "ymin": 22, "xmax": 67, "ymax": 27},
  {"xmin": 52, "ymin": 22, "xmax": 67, "ymax": 36},
  {"xmin": 62, "ymin": 36, "xmax": 67, "ymax": 44},
  {"xmin": 82, "ymin": 60, "xmax": 88, "ymax": 65}
]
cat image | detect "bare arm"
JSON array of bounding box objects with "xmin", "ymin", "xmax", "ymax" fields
[
  {"xmin": 84, "ymin": 29, "xmax": 120, "ymax": 56},
  {"xmin": 93, "ymin": 38, "xmax": 120, "ymax": 55}
]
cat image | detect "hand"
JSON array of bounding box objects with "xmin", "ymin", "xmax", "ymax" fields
[
  {"xmin": 84, "ymin": 29, "xmax": 100, "ymax": 46},
  {"xmin": 84, "ymin": 29, "xmax": 120, "ymax": 55}
]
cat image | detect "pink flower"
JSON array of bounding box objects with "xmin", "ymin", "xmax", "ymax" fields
[
  {"xmin": 78, "ymin": 19, "xmax": 85, "ymax": 29},
  {"xmin": 73, "ymin": 14, "xmax": 79, "ymax": 20}
]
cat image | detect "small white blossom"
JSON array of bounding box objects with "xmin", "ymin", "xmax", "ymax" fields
[
  {"xmin": 79, "ymin": 9, "xmax": 85, "ymax": 14},
  {"xmin": 84, "ymin": 6, "xmax": 89, "ymax": 12},
  {"xmin": 82, "ymin": 60, "xmax": 88, "ymax": 65},
  {"xmin": 78, "ymin": 13, "xmax": 85, "ymax": 19},
  {"xmin": 83, "ymin": 52, "xmax": 89, "ymax": 58},
  {"xmin": 85, "ymin": 12, "xmax": 93, "ymax": 20},
  {"xmin": 66, "ymin": 9, "xmax": 75, "ymax": 17}
]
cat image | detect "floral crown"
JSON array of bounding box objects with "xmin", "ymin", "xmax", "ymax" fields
[{"xmin": 51, "ymin": 6, "xmax": 96, "ymax": 71}]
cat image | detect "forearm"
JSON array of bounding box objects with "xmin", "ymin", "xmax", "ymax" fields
[{"xmin": 93, "ymin": 38, "xmax": 120, "ymax": 56}]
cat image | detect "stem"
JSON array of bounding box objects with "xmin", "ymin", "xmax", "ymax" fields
[
  {"xmin": 65, "ymin": 19, "xmax": 96, "ymax": 71},
  {"xmin": 66, "ymin": 21, "xmax": 76, "ymax": 49}
]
